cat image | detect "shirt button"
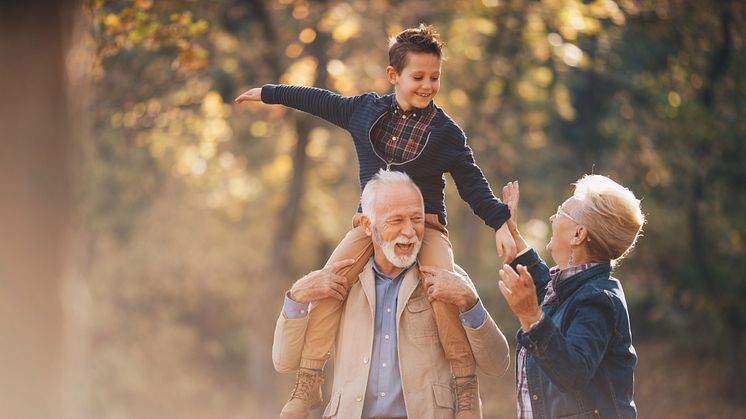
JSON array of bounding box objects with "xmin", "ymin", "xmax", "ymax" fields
[
  {"xmin": 402, "ymin": 114, "xmax": 406, "ymax": 119},
  {"xmin": 384, "ymin": 334, "xmax": 390, "ymax": 340},
  {"xmin": 386, "ymin": 308, "xmax": 392, "ymax": 313},
  {"xmin": 300, "ymin": 309, "xmax": 306, "ymax": 314},
  {"xmin": 381, "ymin": 392, "xmax": 386, "ymax": 397},
  {"xmin": 532, "ymin": 394, "xmax": 539, "ymax": 401},
  {"xmin": 363, "ymin": 356, "xmax": 369, "ymax": 364},
  {"xmin": 382, "ymin": 362, "xmax": 387, "ymax": 367},
  {"xmin": 356, "ymin": 396, "xmax": 362, "ymax": 402},
  {"xmin": 392, "ymin": 136, "xmax": 396, "ymax": 141}
]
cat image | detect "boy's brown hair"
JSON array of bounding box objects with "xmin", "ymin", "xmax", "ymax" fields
[{"xmin": 388, "ymin": 24, "xmax": 444, "ymax": 74}]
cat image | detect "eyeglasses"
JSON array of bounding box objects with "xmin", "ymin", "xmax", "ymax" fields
[{"xmin": 555, "ymin": 205, "xmax": 580, "ymax": 224}]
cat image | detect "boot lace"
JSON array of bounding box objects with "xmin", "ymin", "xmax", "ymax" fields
[
  {"xmin": 455, "ymin": 376, "xmax": 477, "ymax": 411},
  {"xmin": 290, "ymin": 369, "xmax": 322, "ymax": 400}
]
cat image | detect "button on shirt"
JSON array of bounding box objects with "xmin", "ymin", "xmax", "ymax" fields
[{"xmin": 364, "ymin": 257, "xmax": 411, "ymax": 419}]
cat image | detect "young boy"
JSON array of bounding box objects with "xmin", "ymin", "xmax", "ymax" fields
[{"xmin": 236, "ymin": 24, "xmax": 515, "ymax": 419}]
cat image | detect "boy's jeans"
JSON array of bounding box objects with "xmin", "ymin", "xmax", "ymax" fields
[{"xmin": 299, "ymin": 213, "xmax": 476, "ymax": 378}]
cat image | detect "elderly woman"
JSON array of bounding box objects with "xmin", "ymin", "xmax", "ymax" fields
[{"xmin": 497, "ymin": 175, "xmax": 644, "ymax": 419}]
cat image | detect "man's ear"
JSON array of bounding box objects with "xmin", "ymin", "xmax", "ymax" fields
[
  {"xmin": 385, "ymin": 66, "xmax": 398, "ymax": 85},
  {"xmin": 360, "ymin": 215, "xmax": 373, "ymax": 237}
]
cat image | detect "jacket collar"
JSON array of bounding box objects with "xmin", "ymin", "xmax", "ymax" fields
[
  {"xmin": 359, "ymin": 264, "xmax": 377, "ymax": 319},
  {"xmin": 359, "ymin": 259, "xmax": 421, "ymax": 320},
  {"xmin": 550, "ymin": 263, "xmax": 612, "ymax": 304},
  {"xmin": 396, "ymin": 267, "xmax": 421, "ymax": 320},
  {"xmin": 382, "ymin": 93, "xmax": 446, "ymax": 126}
]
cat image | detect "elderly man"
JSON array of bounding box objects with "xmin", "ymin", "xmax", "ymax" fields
[{"xmin": 273, "ymin": 170, "xmax": 510, "ymax": 419}]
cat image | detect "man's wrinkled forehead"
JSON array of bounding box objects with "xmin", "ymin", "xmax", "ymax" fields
[{"xmin": 372, "ymin": 184, "xmax": 424, "ymax": 218}]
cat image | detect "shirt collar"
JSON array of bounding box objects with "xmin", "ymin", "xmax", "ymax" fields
[
  {"xmin": 549, "ymin": 263, "xmax": 599, "ymax": 283},
  {"xmin": 543, "ymin": 263, "xmax": 601, "ymax": 306},
  {"xmin": 390, "ymin": 99, "xmax": 435, "ymax": 119},
  {"xmin": 370, "ymin": 255, "xmax": 416, "ymax": 281}
]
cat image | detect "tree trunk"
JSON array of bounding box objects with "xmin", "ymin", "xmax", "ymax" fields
[
  {"xmin": 246, "ymin": 2, "xmax": 333, "ymax": 413},
  {"xmin": 0, "ymin": 2, "xmax": 85, "ymax": 419}
]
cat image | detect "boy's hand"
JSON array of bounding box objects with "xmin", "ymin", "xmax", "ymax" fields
[
  {"xmin": 502, "ymin": 180, "xmax": 519, "ymax": 232},
  {"xmin": 501, "ymin": 180, "xmax": 528, "ymax": 260},
  {"xmin": 495, "ymin": 224, "xmax": 517, "ymax": 263},
  {"xmin": 234, "ymin": 87, "xmax": 262, "ymax": 104}
]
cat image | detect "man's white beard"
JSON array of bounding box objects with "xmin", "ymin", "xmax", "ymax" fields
[{"xmin": 373, "ymin": 226, "xmax": 421, "ymax": 268}]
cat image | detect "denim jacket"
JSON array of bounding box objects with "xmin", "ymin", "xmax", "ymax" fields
[{"xmin": 511, "ymin": 249, "xmax": 637, "ymax": 419}]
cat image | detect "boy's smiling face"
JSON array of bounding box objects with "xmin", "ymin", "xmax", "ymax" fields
[{"xmin": 387, "ymin": 52, "xmax": 441, "ymax": 111}]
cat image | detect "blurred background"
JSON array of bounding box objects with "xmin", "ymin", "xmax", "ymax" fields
[{"xmin": 1, "ymin": 0, "xmax": 745, "ymax": 418}]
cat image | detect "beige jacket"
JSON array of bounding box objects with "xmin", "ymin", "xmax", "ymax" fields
[{"xmin": 273, "ymin": 263, "xmax": 510, "ymax": 419}]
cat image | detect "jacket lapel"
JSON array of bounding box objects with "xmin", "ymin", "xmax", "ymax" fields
[
  {"xmin": 359, "ymin": 263, "xmax": 377, "ymax": 319},
  {"xmin": 396, "ymin": 267, "xmax": 421, "ymax": 320}
]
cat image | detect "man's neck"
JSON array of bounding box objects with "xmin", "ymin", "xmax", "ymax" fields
[{"xmin": 373, "ymin": 253, "xmax": 404, "ymax": 278}]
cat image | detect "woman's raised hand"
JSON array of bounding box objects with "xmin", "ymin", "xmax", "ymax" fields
[{"xmin": 498, "ymin": 263, "xmax": 542, "ymax": 332}]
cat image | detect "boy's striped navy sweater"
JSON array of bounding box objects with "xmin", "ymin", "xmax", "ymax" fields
[{"xmin": 261, "ymin": 84, "xmax": 510, "ymax": 230}]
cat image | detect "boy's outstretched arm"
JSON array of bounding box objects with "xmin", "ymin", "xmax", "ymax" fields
[
  {"xmin": 234, "ymin": 84, "xmax": 363, "ymax": 130},
  {"xmin": 447, "ymin": 133, "xmax": 516, "ymax": 261},
  {"xmin": 234, "ymin": 87, "xmax": 261, "ymax": 104}
]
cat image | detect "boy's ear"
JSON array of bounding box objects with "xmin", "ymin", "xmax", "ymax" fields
[{"xmin": 385, "ymin": 66, "xmax": 398, "ymax": 84}]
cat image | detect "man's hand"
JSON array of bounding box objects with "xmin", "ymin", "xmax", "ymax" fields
[
  {"xmin": 420, "ymin": 266, "xmax": 478, "ymax": 312},
  {"xmin": 234, "ymin": 87, "xmax": 262, "ymax": 104},
  {"xmin": 289, "ymin": 259, "xmax": 356, "ymax": 304},
  {"xmin": 498, "ymin": 264, "xmax": 543, "ymax": 332}
]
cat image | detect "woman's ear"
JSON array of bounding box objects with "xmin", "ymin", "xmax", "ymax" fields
[{"xmin": 574, "ymin": 225, "xmax": 590, "ymax": 245}]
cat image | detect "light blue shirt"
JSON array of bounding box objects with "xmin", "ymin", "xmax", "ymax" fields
[{"xmin": 283, "ymin": 258, "xmax": 487, "ymax": 419}]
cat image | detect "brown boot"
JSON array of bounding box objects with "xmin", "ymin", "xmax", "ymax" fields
[
  {"xmin": 454, "ymin": 374, "xmax": 482, "ymax": 419},
  {"xmin": 279, "ymin": 368, "xmax": 324, "ymax": 419}
]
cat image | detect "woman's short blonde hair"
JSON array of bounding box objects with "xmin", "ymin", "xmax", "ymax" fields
[{"xmin": 569, "ymin": 175, "xmax": 645, "ymax": 265}]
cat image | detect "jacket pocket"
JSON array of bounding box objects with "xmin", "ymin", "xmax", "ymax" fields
[
  {"xmin": 555, "ymin": 409, "xmax": 600, "ymax": 419},
  {"xmin": 432, "ymin": 383, "xmax": 455, "ymax": 410},
  {"xmin": 405, "ymin": 296, "xmax": 438, "ymax": 338},
  {"xmin": 322, "ymin": 391, "xmax": 340, "ymax": 418}
]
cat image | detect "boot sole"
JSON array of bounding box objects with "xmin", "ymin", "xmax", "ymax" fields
[{"xmin": 279, "ymin": 401, "xmax": 322, "ymax": 419}]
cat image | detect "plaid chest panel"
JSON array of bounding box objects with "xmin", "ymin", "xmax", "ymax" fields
[{"xmin": 372, "ymin": 108, "xmax": 436, "ymax": 164}]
